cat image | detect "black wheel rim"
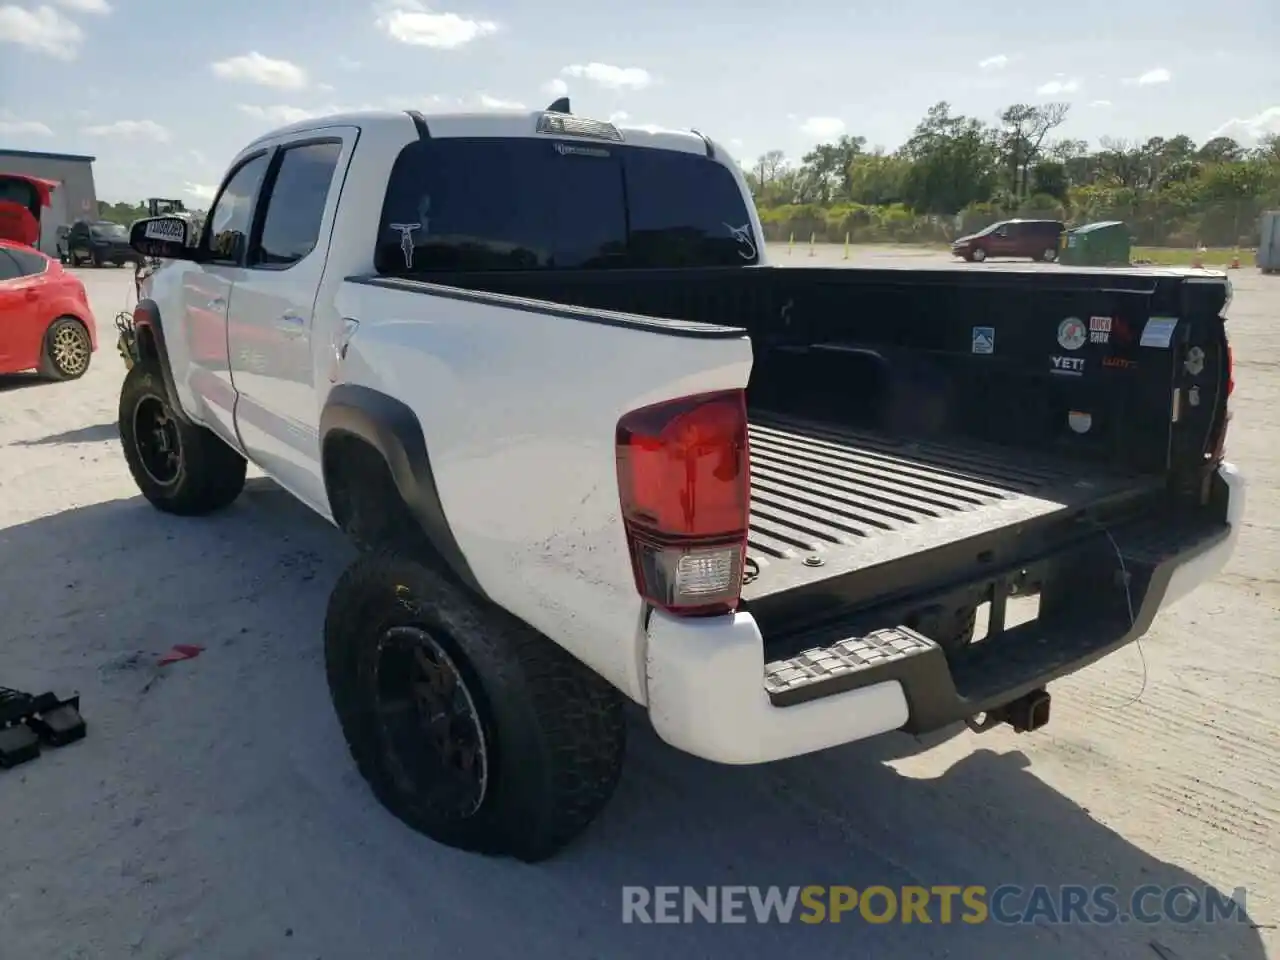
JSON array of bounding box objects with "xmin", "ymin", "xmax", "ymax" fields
[
  {"xmin": 132, "ymin": 395, "xmax": 182, "ymax": 486},
  {"xmin": 374, "ymin": 625, "xmax": 489, "ymax": 819}
]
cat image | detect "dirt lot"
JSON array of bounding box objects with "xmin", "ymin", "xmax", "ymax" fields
[{"xmin": 1, "ymin": 250, "xmax": 1275, "ymax": 960}]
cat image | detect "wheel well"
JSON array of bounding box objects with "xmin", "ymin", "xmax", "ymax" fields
[
  {"xmin": 134, "ymin": 323, "xmax": 160, "ymax": 362},
  {"xmin": 325, "ymin": 433, "xmax": 400, "ymax": 540},
  {"xmin": 323, "ymin": 432, "xmax": 456, "ymax": 580}
]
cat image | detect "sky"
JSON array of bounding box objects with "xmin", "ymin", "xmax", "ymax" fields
[{"xmin": 0, "ymin": 0, "xmax": 1277, "ymax": 204}]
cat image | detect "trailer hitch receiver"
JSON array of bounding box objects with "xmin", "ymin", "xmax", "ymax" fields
[{"xmin": 965, "ymin": 688, "xmax": 1052, "ymax": 735}]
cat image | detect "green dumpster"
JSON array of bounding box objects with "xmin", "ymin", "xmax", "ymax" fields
[{"xmin": 1060, "ymin": 220, "xmax": 1131, "ymax": 266}]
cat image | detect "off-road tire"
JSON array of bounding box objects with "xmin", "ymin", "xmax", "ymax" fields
[
  {"xmin": 118, "ymin": 361, "xmax": 247, "ymax": 515},
  {"xmin": 37, "ymin": 317, "xmax": 93, "ymax": 381},
  {"xmin": 324, "ymin": 550, "xmax": 626, "ymax": 862}
]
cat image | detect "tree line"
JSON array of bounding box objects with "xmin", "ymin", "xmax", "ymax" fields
[{"xmin": 746, "ymin": 101, "xmax": 1280, "ymax": 248}]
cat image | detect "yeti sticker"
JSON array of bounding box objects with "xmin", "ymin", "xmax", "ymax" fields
[
  {"xmin": 388, "ymin": 223, "xmax": 421, "ymax": 269},
  {"xmin": 723, "ymin": 222, "xmax": 758, "ymax": 261},
  {"xmin": 143, "ymin": 219, "xmax": 185, "ymax": 243}
]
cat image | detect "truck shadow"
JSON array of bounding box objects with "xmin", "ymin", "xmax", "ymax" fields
[
  {"xmin": 10, "ymin": 422, "xmax": 119, "ymax": 445},
  {"xmin": 0, "ymin": 485, "xmax": 1267, "ymax": 960}
]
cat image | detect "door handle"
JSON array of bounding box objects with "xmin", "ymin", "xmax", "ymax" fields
[
  {"xmin": 274, "ymin": 314, "xmax": 307, "ymax": 337},
  {"xmin": 207, "ymin": 297, "xmax": 226, "ymax": 310},
  {"xmin": 25, "ymin": 290, "xmax": 38, "ymax": 301}
]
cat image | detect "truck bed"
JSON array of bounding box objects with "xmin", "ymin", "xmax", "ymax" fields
[{"xmin": 742, "ymin": 413, "xmax": 1162, "ymax": 602}]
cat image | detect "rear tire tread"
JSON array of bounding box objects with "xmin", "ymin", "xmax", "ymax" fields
[{"xmin": 324, "ymin": 550, "xmax": 626, "ymax": 862}]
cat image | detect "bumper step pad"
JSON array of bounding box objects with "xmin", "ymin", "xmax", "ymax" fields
[
  {"xmin": 0, "ymin": 688, "xmax": 87, "ymax": 769},
  {"xmin": 765, "ymin": 626, "xmax": 953, "ymax": 710}
]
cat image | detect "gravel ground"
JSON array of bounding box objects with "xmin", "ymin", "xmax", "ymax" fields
[{"xmin": 1, "ymin": 251, "xmax": 1275, "ymax": 960}]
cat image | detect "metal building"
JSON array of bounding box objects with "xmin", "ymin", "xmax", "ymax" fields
[{"xmin": 0, "ymin": 148, "xmax": 98, "ymax": 258}]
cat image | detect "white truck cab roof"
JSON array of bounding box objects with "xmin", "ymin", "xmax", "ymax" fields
[{"xmin": 244, "ymin": 108, "xmax": 724, "ymax": 160}]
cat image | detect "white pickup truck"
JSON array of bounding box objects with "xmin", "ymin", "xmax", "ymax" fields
[{"xmin": 118, "ymin": 103, "xmax": 1244, "ymax": 861}]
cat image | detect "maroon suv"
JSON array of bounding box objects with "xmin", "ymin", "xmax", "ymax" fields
[{"xmin": 951, "ymin": 218, "xmax": 1064, "ymax": 263}]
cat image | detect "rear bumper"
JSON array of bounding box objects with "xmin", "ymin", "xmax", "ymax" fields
[{"xmin": 645, "ymin": 462, "xmax": 1245, "ymax": 765}]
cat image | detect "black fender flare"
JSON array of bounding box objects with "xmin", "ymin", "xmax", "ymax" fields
[
  {"xmin": 320, "ymin": 384, "xmax": 485, "ymax": 598},
  {"xmin": 131, "ymin": 299, "xmax": 192, "ymax": 423}
]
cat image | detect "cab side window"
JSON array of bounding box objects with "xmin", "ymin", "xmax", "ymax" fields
[
  {"xmin": 252, "ymin": 141, "xmax": 343, "ymax": 268},
  {"xmin": 205, "ymin": 154, "xmax": 270, "ymax": 264},
  {"xmin": 0, "ymin": 250, "xmax": 22, "ymax": 282},
  {"xmin": 7, "ymin": 247, "xmax": 48, "ymax": 276}
]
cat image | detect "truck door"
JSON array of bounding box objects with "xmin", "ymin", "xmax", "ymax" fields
[
  {"xmin": 226, "ymin": 129, "xmax": 354, "ymax": 512},
  {"xmin": 176, "ymin": 151, "xmax": 272, "ymax": 448}
]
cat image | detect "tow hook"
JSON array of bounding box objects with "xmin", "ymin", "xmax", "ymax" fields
[{"xmin": 965, "ymin": 689, "xmax": 1052, "ymax": 735}]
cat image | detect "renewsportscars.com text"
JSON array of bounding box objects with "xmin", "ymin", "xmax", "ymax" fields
[{"xmin": 621, "ymin": 884, "xmax": 1248, "ymax": 926}]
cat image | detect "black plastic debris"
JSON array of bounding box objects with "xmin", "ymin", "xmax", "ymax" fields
[{"xmin": 0, "ymin": 687, "xmax": 86, "ymax": 769}]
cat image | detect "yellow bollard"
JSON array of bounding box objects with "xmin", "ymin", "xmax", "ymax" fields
[
  {"xmin": 843, "ymin": 232, "xmax": 850, "ymax": 260},
  {"xmin": 808, "ymin": 232, "xmax": 816, "ymax": 257}
]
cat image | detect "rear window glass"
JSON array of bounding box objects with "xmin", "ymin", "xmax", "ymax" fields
[{"xmin": 375, "ymin": 137, "xmax": 757, "ymax": 274}]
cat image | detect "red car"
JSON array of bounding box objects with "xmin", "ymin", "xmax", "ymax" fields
[{"xmin": 0, "ymin": 239, "xmax": 97, "ymax": 380}]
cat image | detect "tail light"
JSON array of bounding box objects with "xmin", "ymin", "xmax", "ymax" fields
[{"xmin": 615, "ymin": 390, "xmax": 750, "ymax": 617}]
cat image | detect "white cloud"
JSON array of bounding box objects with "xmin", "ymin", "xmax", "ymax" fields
[
  {"xmin": 317, "ymin": 82, "xmax": 336, "ymax": 93},
  {"xmin": 0, "ymin": 118, "xmax": 54, "ymax": 136},
  {"xmin": 184, "ymin": 182, "xmax": 217, "ymax": 203},
  {"xmin": 800, "ymin": 116, "xmax": 845, "ymax": 138},
  {"xmin": 211, "ymin": 52, "xmax": 308, "ymax": 90},
  {"xmin": 608, "ymin": 110, "xmax": 629, "ymax": 123},
  {"xmin": 238, "ymin": 102, "xmax": 390, "ymax": 127},
  {"xmin": 375, "ymin": 0, "xmax": 497, "ymax": 49},
  {"xmin": 1089, "ymin": 99, "xmax": 1112, "ymax": 107},
  {"xmin": 336, "ymin": 55, "xmax": 361, "ymax": 71},
  {"xmin": 53, "ymin": 0, "xmax": 110, "ymax": 12},
  {"xmin": 0, "ymin": 5, "xmax": 83, "ymax": 59},
  {"xmin": 561, "ymin": 62, "xmax": 652, "ymax": 91},
  {"xmin": 409, "ymin": 93, "xmax": 462, "ymax": 111},
  {"xmin": 82, "ymin": 119, "xmax": 171, "ymax": 142},
  {"xmin": 1124, "ymin": 67, "xmax": 1171, "ymax": 86},
  {"xmin": 978, "ymin": 54, "xmax": 1009, "ymax": 71},
  {"xmin": 1211, "ymin": 106, "xmax": 1280, "ymax": 144},
  {"xmin": 1036, "ymin": 77, "xmax": 1080, "ymax": 95},
  {"xmin": 541, "ymin": 77, "xmax": 568, "ymax": 97},
  {"xmin": 238, "ymin": 104, "xmax": 323, "ymax": 125},
  {"xmin": 477, "ymin": 93, "xmax": 525, "ymax": 110}
]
